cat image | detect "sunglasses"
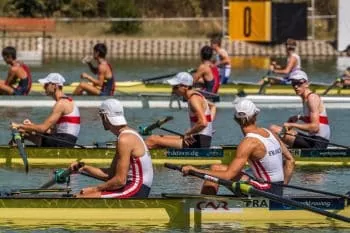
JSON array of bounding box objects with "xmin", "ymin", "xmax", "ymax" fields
[
  {"xmin": 291, "ymin": 80, "xmax": 306, "ymax": 87},
  {"xmin": 173, "ymin": 84, "xmax": 186, "ymax": 89}
]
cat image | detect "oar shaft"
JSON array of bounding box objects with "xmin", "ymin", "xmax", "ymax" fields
[
  {"xmin": 159, "ymin": 127, "xmax": 183, "ymax": 136},
  {"xmin": 33, "ymin": 132, "xmax": 86, "ymax": 149},
  {"xmin": 284, "ymin": 132, "xmax": 350, "ymax": 149}
]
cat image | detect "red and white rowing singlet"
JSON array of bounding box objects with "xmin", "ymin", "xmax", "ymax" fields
[
  {"xmin": 56, "ymin": 97, "xmax": 80, "ymax": 137},
  {"xmin": 302, "ymin": 94, "xmax": 330, "ymax": 140},
  {"xmin": 246, "ymin": 129, "xmax": 284, "ymax": 189},
  {"xmin": 102, "ymin": 130, "xmax": 153, "ymax": 198},
  {"xmin": 188, "ymin": 93, "xmax": 213, "ymax": 137}
]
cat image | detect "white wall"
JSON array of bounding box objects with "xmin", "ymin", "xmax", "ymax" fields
[{"xmin": 338, "ymin": 0, "xmax": 350, "ymax": 51}]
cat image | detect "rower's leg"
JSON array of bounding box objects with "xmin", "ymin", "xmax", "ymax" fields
[
  {"xmin": 269, "ymin": 124, "xmax": 296, "ymax": 147},
  {"xmin": 201, "ymin": 164, "xmax": 228, "ymax": 195},
  {"xmin": 145, "ymin": 135, "xmax": 183, "ymax": 149},
  {"xmin": 77, "ymin": 82, "xmax": 101, "ymax": 95}
]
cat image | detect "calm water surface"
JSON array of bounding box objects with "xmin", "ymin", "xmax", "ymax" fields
[{"xmin": 1, "ymin": 57, "xmax": 350, "ymax": 232}]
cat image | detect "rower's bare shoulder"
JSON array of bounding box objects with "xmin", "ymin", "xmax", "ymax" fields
[{"xmin": 239, "ymin": 137, "xmax": 261, "ymax": 149}]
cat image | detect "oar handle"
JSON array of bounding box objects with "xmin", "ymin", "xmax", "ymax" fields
[
  {"xmin": 164, "ymin": 163, "xmax": 183, "ymax": 171},
  {"xmin": 139, "ymin": 116, "xmax": 174, "ymax": 135}
]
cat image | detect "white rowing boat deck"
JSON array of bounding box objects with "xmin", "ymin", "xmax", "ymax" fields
[{"xmin": 0, "ymin": 94, "xmax": 350, "ymax": 108}]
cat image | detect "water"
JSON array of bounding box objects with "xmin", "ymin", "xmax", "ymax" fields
[{"xmin": 1, "ymin": 56, "xmax": 350, "ymax": 232}]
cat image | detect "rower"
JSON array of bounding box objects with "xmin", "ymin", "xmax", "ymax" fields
[
  {"xmin": 145, "ymin": 72, "xmax": 216, "ymax": 149},
  {"xmin": 11, "ymin": 73, "xmax": 80, "ymax": 147},
  {"xmin": 0, "ymin": 46, "xmax": 32, "ymax": 95},
  {"xmin": 211, "ymin": 36, "xmax": 231, "ymax": 84},
  {"xmin": 335, "ymin": 67, "xmax": 350, "ymax": 87},
  {"xmin": 181, "ymin": 99, "xmax": 295, "ymax": 196},
  {"xmin": 73, "ymin": 43, "xmax": 115, "ymax": 96},
  {"xmin": 269, "ymin": 70, "xmax": 330, "ymax": 149},
  {"xmin": 70, "ymin": 99, "xmax": 153, "ymax": 198},
  {"xmin": 193, "ymin": 45, "xmax": 220, "ymax": 94},
  {"xmin": 259, "ymin": 38, "xmax": 301, "ymax": 85}
]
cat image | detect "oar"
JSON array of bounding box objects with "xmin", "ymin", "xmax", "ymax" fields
[
  {"xmin": 11, "ymin": 128, "xmax": 29, "ymax": 173},
  {"xmin": 258, "ymin": 71, "xmax": 273, "ymax": 94},
  {"xmin": 31, "ymin": 132, "xmax": 86, "ymax": 148},
  {"xmin": 165, "ymin": 163, "xmax": 350, "ymax": 223},
  {"xmin": 141, "ymin": 68, "xmax": 196, "ymax": 83},
  {"xmin": 39, "ymin": 161, "xmax": 84, "ymax": 189},
  {"xmin": 282, "ymin": 131, "xmax": 350, "ymax": 149},
  {"xmin": 158, "ymin": 127, "xmax": 183, "ymax": 136},
  {"xmin": 240, "ymin": 171, "xmax": 350, "ymax": 199},
  {"xmin": 322, "ymin": 77, "xmax": 342, "ymax": 95},
  {"xmin": 10, "ymin": 188, "xmax": 72, "ymax": 195},
  {"xmin": 139, "ymin": 116, "xmax": 174, "ymax": 135}
]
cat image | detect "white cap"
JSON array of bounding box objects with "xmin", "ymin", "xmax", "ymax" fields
[
  {"xmin": 234, "ymin": 99, "xmax": 260, "ymax": 118},
  {"xmin": 288, "ymin": 70, "xmax": 308, "ymax": 81},
  {"xmin": 38, "ymin": 73, "xmax": 66, "ymax": 86},
  {"xmin": 99, "ymin": 99, "xmax": 127, "ymax": 126},
  {"xmin": 167, "ymin": 72, "xmax": 193, "ymax": 86}
]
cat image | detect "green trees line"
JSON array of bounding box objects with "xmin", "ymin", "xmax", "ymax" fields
[{"xmin": 0, "ymin": 0, "xmax": 337, "ymax": 35}]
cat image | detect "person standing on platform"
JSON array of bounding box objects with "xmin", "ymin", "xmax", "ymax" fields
[
  {"xmin": 73, "ymin": 43, "xmax": 115, "ymax": 96},
  {"xmin": 211, "ymin": 36, "xmax": 231, "ymax": 84},
  {"xmin": 0, "ymin": 46, "xmax": 32, "ymax": 95}
]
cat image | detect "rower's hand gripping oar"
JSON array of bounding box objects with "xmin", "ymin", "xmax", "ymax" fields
[
  {"xmin": 258, "ymin": 70, "xmax": 273, "ymax": 94},
  {"xmin": 165, "ymin": 163, "xmax": 350, "ymax": 223},
  {"xmin": 39, "ymin": 161, "xmax": 85, "ymax": 189},
  {"xmin": 11, "ymin": 128, "xmax": 29, "ymax": 173}
]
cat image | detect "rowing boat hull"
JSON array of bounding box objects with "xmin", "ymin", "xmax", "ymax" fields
[
  {"xmin": 0, "ymin": 195, "xmax": 349, "ymax": 229},
  {"xmin": 2, "ymin": 146, "xmax": 350, "ymax": 168},
  {"xmin": 28, "ymin": 81, "xmax": 350, "ymax": 96}
]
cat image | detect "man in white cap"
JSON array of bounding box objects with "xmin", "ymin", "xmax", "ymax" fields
[
  {"xmin": 11, "ymin": 73, "xmax": 81, "ymax": 147},
  {"xmin": 145, "ymin": 72, "xmax": 216, "ymax": 149},
  {"xmin": 69, "ymin": 98, "xmax": 153, "ymax": 198},
  {"xmin": 269, "ymin": 70, "xmax": 330, "ymax": 149},
  {"xmin": 181, "ymin": 99, "xmax": 295, "ymax": 196}
]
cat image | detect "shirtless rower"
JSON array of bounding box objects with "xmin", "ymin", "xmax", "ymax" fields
[
  {"xmin": 193, "ymin": 45, "xmax": 220, "ymax": 94},
  {"xmin": 211, "ymin": 37, "xmax": 231, "ymax": 84},
  {"xmin": 0, "ymin": 46, "xmax": 32, "ymax": 95},
  {"xmin": 11, "ymin": 73, "xmax": 80, "ymax": 147},
  {"xmin": 73, "ymin": 43, "xmax": 115, "ymax": 96},
  {"xmin": 269, "ymin": 70, "xmax": 330, "ymax": 149},
  {"xmin": 181, "ymin": 99, "xmax": 295, "ymax": 196},
  {"xmin": 145, "ymin": 72, "xmax": 216, "ymax": 149},
  {"xmin": 70, "ymin": 99, "xmax": 153, "ymax": 198},
  {"xmin": 259, "ymin": 38, "xmax": 301, "ymax": 85}
]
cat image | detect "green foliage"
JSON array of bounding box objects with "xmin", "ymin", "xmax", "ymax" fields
[{"xmin": 107, "ymin": 0, "xmax": 141, "ymax": 35}]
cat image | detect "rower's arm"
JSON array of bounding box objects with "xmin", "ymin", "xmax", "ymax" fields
[
  {"xmin": 96, "ymin": 134, "xmax": 131, "ymax": 191},
  {"xmin": 216, "ymin": 49, "xmax": 230, "ymax": 66},
  {"xmin": 84, "ymin": 64, "xmax": 106, "ymax": 87},
  {"xmin": 87, "ymin": 62, "xmax": 98, "ymax": 74},
  {"xmin": 193, "ymin": 65, "xmax": 205, "ymax": 83},
  {"xmin": 5, "ymin": 66, "xmax": 17, "ymax": 85},
  {"xmin": 183, "ymin": 138, "xmax": 253, "ymax": 180},
  {"xmin": 208, "ymin": 100, "xmax": 217, "ymax": 121},
  {"xmin": 273, "ymin": 56, "xmax": 296, "ymax": 74},
  {"xmin": 17, "ymin": 101, "xmax": 65, "ymax": 133},
  {"xmin": 274, "ymin": 133, "xmax": 295, "ymax": 184},
  {"xmin": 81, "ymin": 165, "xmax": 109, "ymax": 180}
]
